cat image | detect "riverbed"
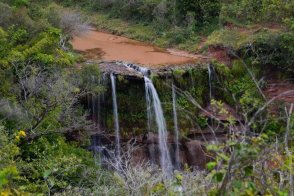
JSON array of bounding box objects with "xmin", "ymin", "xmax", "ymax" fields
[{"xmin": 71, "ymin": 30, "xmax": 197, "ymax": 67}]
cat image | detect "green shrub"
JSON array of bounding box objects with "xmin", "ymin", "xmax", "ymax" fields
[
  {"xmin": 220, "ymin": 0, "xmax": 294, "ymax": 24},
  {"xmin": 231, "ymin": 60, "xmax": 246, "ymax": 76},
  {"xmin": 240, "ymin": 32, "xmax": 294, "ymax": 74},
  {"xmin": 0, "ymin": 3, "xmax": 12, "ymax": 28},
  {"xmin": 20, "ymin": 135, "xmax": 97, "ymax": 194},
  {"xmin": 13, "ymin": 0, "xmax": 28, "ymax": 7}
]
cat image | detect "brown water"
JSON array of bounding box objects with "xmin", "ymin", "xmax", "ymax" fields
[{"xmin": 71, "ymin": 30, "xmax": 196, "ymax": 67}]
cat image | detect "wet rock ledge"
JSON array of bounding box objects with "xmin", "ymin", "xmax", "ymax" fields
[{"xmin": 83, "ymin": 60, "xmax": 209, "ymax": 79}]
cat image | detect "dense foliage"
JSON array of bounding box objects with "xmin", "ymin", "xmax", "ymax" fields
[
  {"xmin": 0, "ymin": 1, "xmax": 104, "ymax": 194},
  {"xmin": 0, "ymin": 0, "xmax": 294, "ymax": 195},
  {"xmin": 55, "ymin": 0, "xmax": 294, "ymax": 51}
]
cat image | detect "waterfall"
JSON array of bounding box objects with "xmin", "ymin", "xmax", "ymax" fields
[
  {"xmin": 146, "ymin": 87, "xmax": 152, "ymax": 132},
  {"xmin": 208, "ymin": 64, "xmax": 215, "ymax": 101},
  {"xmin": 88, "ymin": 75, "xmax": 100, "ymax": 127},
  {"xmin": 144, "ymin": 76, "xmax": 172, "ymax": 176},
  {"xmin": 110, "ymin": 73, "xmax": 121, "ymax": 160},
  {"xmin": 97, "ymin": 76, "xmax": 102, "ymax": 129},
  {"xmin": 97, "ymin": 73, "xmax": 107, "ymax": 131},
  {"xmin": 208, "ymin": 64, "xmax": 212, "ymax": 101},
  {"xmin": 118, "ymin": 62, "xmax": 172, "ymax": 175},
  {"xmin": 172, "ymin": 84, "xmax": 180, "ymax": 169},
  {"xmin": 121, "ymin": 62, "xmax": 150, "ymax": 76}
]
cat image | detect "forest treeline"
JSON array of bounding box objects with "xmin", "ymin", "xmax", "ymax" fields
[
  {"xmin": 0, "ymin": 0, "xmax": 294, "ymax": 195},
  {"xmin": 60, "ymin": 0, "xmax": 294, "ymax": 26}
]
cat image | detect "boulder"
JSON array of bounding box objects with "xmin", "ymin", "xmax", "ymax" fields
[{"xmin": 184, "ymin": 140, "xmax": 210, "ymax": 169}]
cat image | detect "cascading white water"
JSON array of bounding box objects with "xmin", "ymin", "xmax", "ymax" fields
[
  {"xmin": 208, "ymin": 64, "xmax": 216, "ymax": 101},
  {"xmin": 146, "ymin": 88, "xmax": 152, "ymax": 132},
  {"xmin": 121, "ymin": 62, "xmax": 150, "ymax": 76},
  {"xmin": 118, "ymin": 61, "xmax": 172, "ymax": 175},
  {"xmin": 97, "ymin": 76, "xmax": 102, "ymax": 129},
  {"xmin": 172, "ymin": 84, "xmax": 180, "ymax": 169},
  {"xmin": 208, "ymin": 64, "xmax": 212, "ymax": 101},
  {"xmin": 144, "ymin": 76, "xmax": 173, "ymax": 176},
  {"xmin": 97, "ymin": 73, "xmax": 107, "ymax": 130},
  {"xmin": 110, "ymin": 73, "xmax": 121, "ymax": 160}
]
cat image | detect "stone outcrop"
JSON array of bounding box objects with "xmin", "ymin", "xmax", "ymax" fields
[
  {"xmin": 184, "ymin": 140, "xmax": 210, "ymax": 169},
  {"xmin": 90, "ymin": 132, "xmax": 218, "ymax": 170}
]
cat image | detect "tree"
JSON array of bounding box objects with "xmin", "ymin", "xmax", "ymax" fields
[{"xmin": 175, "ymin": 0, "xmax": 220, "ymax": 26}]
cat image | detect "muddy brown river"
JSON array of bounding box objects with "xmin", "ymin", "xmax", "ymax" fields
[{"xmin": 71, "ymin": 30, "xmax": 196, "ymax": 67}]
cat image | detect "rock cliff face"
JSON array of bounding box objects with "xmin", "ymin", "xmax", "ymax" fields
[
  {"xmin": 90, "ymin": 132, "xmax": 215, "ymax": 170},
  {"xmin": 84, "ymin": 61, "xmax": 236, "ymax": 170}
]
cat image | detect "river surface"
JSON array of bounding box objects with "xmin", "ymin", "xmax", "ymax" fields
[{"xmin": 71, "ymin": 30, "xmax": 196, "ymax": 66}]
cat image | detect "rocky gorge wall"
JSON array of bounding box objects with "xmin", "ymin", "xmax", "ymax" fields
[{"xmin": 83, "ymin": 62, "xmax": 226, "ymax": 169}]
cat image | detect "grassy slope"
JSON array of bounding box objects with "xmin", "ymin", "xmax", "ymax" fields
[
  {"xmin": 205, "ymin": 24, "xmax": 287, "ymax": 49},
  {"xmin": 87, "ymin": 12, "xmax": 289, "ymax": 55},
  {"xmin": 86, "ymin": 12, "xmax": 202, "ymax": 52}
]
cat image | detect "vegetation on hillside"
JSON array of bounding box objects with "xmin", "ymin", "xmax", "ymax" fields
[
  {"xmin": 0, "ymin": 0, "xmax": 294, "ymax": 195},
  {"xmin": 58, "ymin": 0, "xmax": 294, "ymax": 52}
]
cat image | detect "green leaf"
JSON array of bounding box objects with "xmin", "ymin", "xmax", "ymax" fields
[
  {"xmin": 206, "ymin": 162, "xmax": 217, "ymax": 171},
  {"xmin": 213, "ymin": 172, "xmax": 224, "ymax": 182},
  {"xmin": 0, "ymin": 166, "xmax": 18, "ymax": 187},
  {"xmin": 43, "ymin": 170, "xmax": 51, "ymax": 178},
  {"xmin": 175, "ymin": 173, "xmax": 183, "ymax": 181},
  {"xmin": 206, "ymin": 144, "xmax": 219, "ymax": 151},
  {"xmin": 48, "ymin": 176, "xmax": 55, "ymax": 187},
  {"xmin": 228, "ymin": 141, "xmax": 237, "ymax": 146},
  {"xmin": 232, "ymin": 180, "xmax": 243, "ymax": 189},
  {"xmin": 218, "ymin": 153, "xmax": 230, "ymax": 162},
  {"xmin": 244, "ymin": 165, "xmax": 253, "ymax": 177}
]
